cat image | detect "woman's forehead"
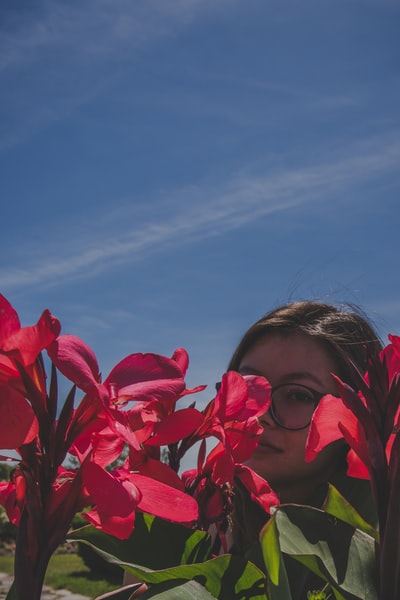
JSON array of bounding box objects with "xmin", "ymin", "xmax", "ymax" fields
[{"xmin": 239, "ymin": 332, "xmax": 338, "ymax": 388}]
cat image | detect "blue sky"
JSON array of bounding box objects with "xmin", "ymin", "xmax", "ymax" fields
[{"xmin": 1, "ymin": 0, "xmax": 400, "ymax": 407}]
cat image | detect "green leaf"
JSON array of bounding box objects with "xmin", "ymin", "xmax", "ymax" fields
[
  {"xmin": 138, "ymin": 579, "xmax": 218, "ymax": 598},
  {"xmin": 266, "ymin": 505, "xmax": 378, "ymax": 600},
  {"xmin": 69, "ymin": 512, "xmax": 212, "ymax": 570},
  {"xmin": 260, "ymin": 515, "xmax": 292, "ymax": 600},
  {"xmin": 121, "ymin": 555, "xmax": 267, "ymax": 600},
  {"xmin": 323, "ymin": 485, "xmax": 379, "ymax": 542},
  {"xmin": 260, "ymin": 515, "xmax": 281, "ymax": 586}
]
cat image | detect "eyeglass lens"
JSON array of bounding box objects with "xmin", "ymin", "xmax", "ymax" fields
[{"xmin": 271, "ymin": 383, "xmax": 319, "ymax": 430}]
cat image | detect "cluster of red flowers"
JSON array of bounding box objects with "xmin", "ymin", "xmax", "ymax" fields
[
  {"xmin": 4, "ymin": 292, "xmax": 400, "ymax": 599},
  {"xmin": 0, "ymin": 293, "xmax": 278, "ymax": 594}
]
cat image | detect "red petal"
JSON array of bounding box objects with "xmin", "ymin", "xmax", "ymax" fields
[
  {"xmin": 47, "ymin": 334, "xmax": 100, "ymax": 392},
  {"xmin": 91, "ymin": 429, "xmax": 126, "ymax": 467},
  {"xmin": 0, "ymin": 294, "xmax": 21, "ymax": 342},
  {"xmin": 135, "ymin": 456, "xmax": 185, "ymax": 491},
  {"xmin": 146, "ymin": 407, "xmax": 204, "ymax": 446},
  {"xmin": 82, "ymin": 462, "xmax": 141, "ymax": 514},
  {"xmin": 3, "ymin": 309, "xmax": 60, "ymax": 366},
  {"xmin": 306, "ymin": 394, "xmax": 355, "ymax": 461},
  {"xmin": 105, "ymin": 353, "xmax": 184, "ymax": 398},
  {"xmin": 0, "ymin": 386, "xmax": 38, "ymax": 448},
  {"xmin": 0, "ymin": 481, "xmax": 21, "ymax": 525},
  {"xmin": 242, "ymin": 375, "xmax": 272, "ymax": 418},
  {"xmin": 384, "ymin": 336, "xmax": 400, "ymax": 383},
  {"xmin": 346, "ymin": 448, "xmax": 370, "ymax": 479},
  {"xmin": 215, "ymin": 372, "xmax": 247, "ymax": 420},
  {"xmin": 84, "ymin": 506, "xmax": 136, "ymax": 539},
  {"xmin": 0, "ymin": 355, "xmax": 19, "ymax": 383},
  {"xmin": 171, "ymin": 347, "xmax": 189, "ymax": 376},
  {"xmin": 132, "ymin": 473, "xmax": 198, "ymax": 524},
  {"xmin": 235, "ymin": 464, "xmax": 279, "ymax": 512}
]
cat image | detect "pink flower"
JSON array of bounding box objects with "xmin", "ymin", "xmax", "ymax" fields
[{"xmin": 82, "ymin": 462, "xmax": 198, "ymax": 539}]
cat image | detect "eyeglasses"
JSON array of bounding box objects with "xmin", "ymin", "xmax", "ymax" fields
[
  {"xmin": 270, "ymin": 383, "xmax": 324, "ymax": 430},
  {"xmin": 215, "ymin": 380, "xmax": 324, "ymax": 430}
]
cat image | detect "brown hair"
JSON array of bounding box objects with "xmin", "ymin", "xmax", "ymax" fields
[{"xmin": 227, "ymin": 300, "xmax": 383, "ymax": 388}]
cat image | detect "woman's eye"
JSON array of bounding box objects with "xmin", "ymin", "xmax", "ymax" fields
[{"xmin": 288, "ymin": 390, "xmax": 314, "ymax": 404}]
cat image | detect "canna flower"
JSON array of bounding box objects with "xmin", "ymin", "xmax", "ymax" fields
[
  {"xmin": 305, "ymin": 335, "xmax": 400, "ymax": 600},
  {"xmin": 181, "ymin": 371, "xmax": 278, "ymax": 540},
  {"xmin": 0, "ymin": 294, "xmax": 60, "ymax": 449},
  {"xmin": 82, "ymin": 461, "xmax": 198, "ymax": 539}
]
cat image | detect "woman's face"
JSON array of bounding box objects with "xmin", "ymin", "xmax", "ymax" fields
[{"xmin": 239, "ymin": 332, "xmax": 344, "ymax": 503}]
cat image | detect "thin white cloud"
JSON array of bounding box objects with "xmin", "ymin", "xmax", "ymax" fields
[
  {"xmin": 0, "ymin": 0, "xmax": 232, "ymax": 74},
  {"xmin": 1, "ymin": 133, "xmax": 399, "ymax": 290},
  {"xmin": 0, "ymin": 0, "xmax": 235, "ymax": 148}
]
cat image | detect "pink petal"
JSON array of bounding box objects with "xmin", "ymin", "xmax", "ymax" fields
[
  {"xmin": 134, "ymin": 456, "xmax": 185, "ymax": 491},
  {"xmin": 84, "ymin": 506, "xmax": 136, "ymax": 539},
  {"xmin": 105, "ymin": 353, "xmax": 184, "ymax": 401},
  {"xmin": 47, "ymin": 334, "xmax": 100, "ymax": 392},
  {"xmin": 214, "ymin": 371, "xmax": 248, "ymax": 420},
  {"xmin": 0, "ymin": 355, "xmax": 19, "ymax": 383},
  {"xmin": 0, "ymin": 481, "xmax": 21, "ymax": 525},
  {"xmin": 235, "ymin": 464, "xmax": 279, "ymax": 512},
  {"xmin": 2, "ymin": 309, "xmax": 61, "ymax": 366},
  {"xmin": 384, "ymin": 336, "xmax": 400, "ymax": 383},
  {"xmin": 91, "ymin": 429, "xmax": 126, "ymax": 468},
  {"xmin": 171, "ymin": 347, "xmax": 189, "ymax": 376},
  {"xmin": 204, "ymin": 443, "xmax": 235, "ymax": 486},
  {"xmin": 227, "ymin": 417, "xmax": 263, "ymax": 463},
  {"xmin": 0, "ymin": 294, "xmax": 21, "ymax": 342},
  {"xmin": 83, "ymin": 462, "xmax": 141, "ymax": 514},
  {"xmin": 0, "ymin": 386, "xmax": 39, "ymax": 448},
  {"xmin": 306, "ymin": 394, "xmax": 355, "ymax": 461},
  {"xmin": 132, "ymin": 473, "xmax": 198, "ymax": 524},
  {"xmin": 146, "ymin": 407, "xmax": 204, "ymax": 446},
  {"xmin": 104, "ymin": 406, "xmax": 142, "ymax": 451},
  {"xmin": 346, "ymin": 448, "xmax": 370, "ymax": 479},
  {"xmin": 241, "ymin": 375, "xmax": 272, "ymax": 418}
]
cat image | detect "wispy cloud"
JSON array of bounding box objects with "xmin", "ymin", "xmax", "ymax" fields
[
  {"xmin": 0, "ymin": 0, "xmax": 234, "ymax": 148},
  {"xmin": 1, "ymin": 133, "xmax": 399, "ymax": 290},
  {"xmin": 0, "ymin": 0, "xmax": 218, "ymax": 73}
]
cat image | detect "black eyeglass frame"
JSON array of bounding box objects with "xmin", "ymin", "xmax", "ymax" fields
[
  {"xmin": 269, "ymin": 382, "xmax": 325, "ymax": 431},
  {"xmin": 215, "ymin": 380, "xmax": 325, "ymax": 431}
]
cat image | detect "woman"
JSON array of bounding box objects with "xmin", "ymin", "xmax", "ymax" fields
[{"xmin": 227, "ymin": 300, "xmax": 382, "ymax": 598}]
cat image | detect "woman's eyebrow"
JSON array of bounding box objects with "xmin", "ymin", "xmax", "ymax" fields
[
  {"xmin": 238, "ymin": 366, "xmax": 265, "ymax": 376},
  {"xmin": 279, "ymin": 371, "xmax": 325, "ymax": 386},
  {"xmin": 238, "ymin": 367, "xmax": 325, "ymax": 387}
]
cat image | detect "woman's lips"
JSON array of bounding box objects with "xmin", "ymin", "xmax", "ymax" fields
[{"xmin": 256, "ymin": 439, "xmax": 283, "ymax": 452}]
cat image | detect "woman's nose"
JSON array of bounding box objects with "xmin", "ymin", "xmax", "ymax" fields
[{"xmin": 259, "ymin": 408, "xmax": 276, "ymax": 427}]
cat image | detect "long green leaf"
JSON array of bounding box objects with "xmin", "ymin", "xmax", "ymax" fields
[
  {"xmin": 323, "ymin": 485, "xmax": 379, "ymax": 542},
  {"xmin": 138, "ymin": 579, "xmax": 218, "ymax": 598},
  {"xmin": 264, "ymin": 505, "xmax": 377, "ymax": 600},
  {"xmin": 119, "ymin": 555, "xmax": 267, "ymax": 600},
  {"xmin": 69, "ymin": 512, "xmax": 211, "ymax": 570},
  {"xmin": 260, "ymin": 515, "xmax": 292, "ymax": 600}
]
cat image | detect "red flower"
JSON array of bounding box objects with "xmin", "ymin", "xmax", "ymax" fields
[
  {"xmin": 305, "ymin": 335, "xmax": 400, "ymax": 599},
  {"xmin": 82, "ymin": 462, "xmax": 198, "ymax": 539},
  {"xmin": 178, "ymin": 371, "xmax": 271, "ymax": 472},
  {"xmin": 0, "ymin": 294, "xmax": 60, "ymax": 368},
  {"xmin": 0, "ymin": 295, "xmax": 60, "ymax": 449},
  {"xmin": 180, "ymin": 372, "xmax": 277, "ymax": 540}
]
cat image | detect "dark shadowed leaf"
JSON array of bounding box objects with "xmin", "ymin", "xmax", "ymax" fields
[
  {"xmin": 139, "ymin": 579, "xmax": 218, "ymax": 598},
  {"xmin": 120, "ymin": 555, "xmax": 267, "ymax": 599},
  {"xmin": 261, "ymin": 504, "xmax": 377, "ymax": 600},
  {"xmin": 69, "ymin": 512, "xmax": 212, "ymax": 570}
]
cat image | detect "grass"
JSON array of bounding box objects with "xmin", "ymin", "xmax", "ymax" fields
[{"xmin": 0, "ymin": 551, "xmax": 123, "ymax": 599}]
